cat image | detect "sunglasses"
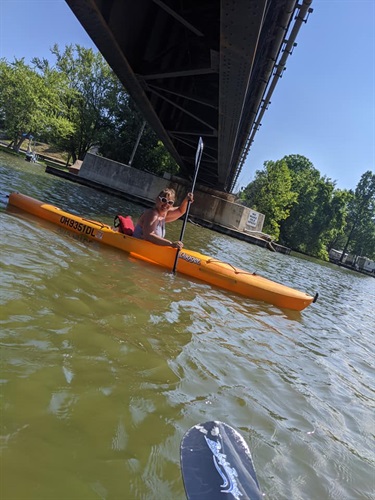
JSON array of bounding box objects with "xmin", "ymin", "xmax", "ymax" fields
[{"xmin": 159, "ymin": 196, "xmax": 174, "ymax": 206}]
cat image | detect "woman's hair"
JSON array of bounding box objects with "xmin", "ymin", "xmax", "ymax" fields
[{"xmin": 158, "ymin": 188, "xmax": 176, "ymax": 200}]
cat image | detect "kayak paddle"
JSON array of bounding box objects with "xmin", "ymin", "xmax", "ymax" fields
[
  {"xmin": 180, "ymin": 420, "xmax": 263, "ymax": 500},
  {"xmin": 172, "ymin": 136, "xmax": 204, "ymax": 273}
]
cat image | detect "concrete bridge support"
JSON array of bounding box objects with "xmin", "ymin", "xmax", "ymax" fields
[{"xmin": 78, "ymin": 153, "xmax": 265, "ymax": 234}]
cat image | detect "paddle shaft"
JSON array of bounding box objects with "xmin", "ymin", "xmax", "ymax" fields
[{"xmin": 172, "ymin": 138, "xmax": 203, "ymax": 273}]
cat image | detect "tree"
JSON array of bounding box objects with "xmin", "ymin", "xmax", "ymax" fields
[
  {"xmin": 301, "ymin": 180, "xmax": 350, "ymax": 260},
  {"xmin": 32, "ymin": 44, "xmax": 179, "ymax": 173},
  {"xmin": 279, "ymin": 155, "xmax": 322, "ymax": 249},
  {"xmin": 278, "ymin": 154, "xmax": 351, "ymax": 259},
  {"xmin": 0, "ymin": 58, "xmax": 73, "ymax": 152},
  {"xmin": 33, "ymin": 44, "xmax": 122, "ymax": 163},
  {"xmin": 98, "ymin": 92, "xmax": 179, "ymax": 175},
  {"xmin": 340, "ymin": 171, "xmax": 375, "ymax": 261},
  {"xmin": 240, "ymin": 159, "xmax": 297, "ymax": 240},
  {"xmin": 239, "ymin": 154, "xmax": 355, "ymax": 259},
  {"xmin": 326, "ymin": 189, "xmax": 352, "ymax": 251}
]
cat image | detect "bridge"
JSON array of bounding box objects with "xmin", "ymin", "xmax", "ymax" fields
[{"xmin": 66, "ymin": 0, "xmax": 313, "ymax": 192}]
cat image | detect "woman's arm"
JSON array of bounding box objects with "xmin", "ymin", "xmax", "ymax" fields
[{"xmin": 166, "ymin": 193, "xmax": 194, "ymax": 222}]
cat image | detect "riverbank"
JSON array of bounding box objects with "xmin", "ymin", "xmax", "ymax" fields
[
  {"xmin": 329, "ymin": 259, "xmax": 375, "ymax": 277},
  {"xmin": 0, "ymin": 139, "xmax": 69, "ymax": 166}
]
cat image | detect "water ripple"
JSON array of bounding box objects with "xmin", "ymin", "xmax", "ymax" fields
[{"xmin": 1, "ymin": 154, "xmax": 374, "ymax": 499}]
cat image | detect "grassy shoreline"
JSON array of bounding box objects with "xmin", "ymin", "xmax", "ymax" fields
[{"xmin": 0, "ymin": 139, "xmax": 69, "ymax": 165}]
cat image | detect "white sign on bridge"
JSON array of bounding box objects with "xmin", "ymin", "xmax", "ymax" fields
[{"xmin": 246, "ymin": 210, "xmax": 259, "ymax": 229}]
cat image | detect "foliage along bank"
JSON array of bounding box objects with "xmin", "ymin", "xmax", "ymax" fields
[
  {"xmin": 0, "ymin": 44, "xmax": 179, "ymax": 175},
  {"xmin": 239, "ymin": 156, "xmax": 375, "ymax": 261}
]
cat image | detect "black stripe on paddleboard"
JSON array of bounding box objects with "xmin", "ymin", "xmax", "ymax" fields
[{"xmin": 181, "ymin": 421, "xmax": 262, "ymax": 500}]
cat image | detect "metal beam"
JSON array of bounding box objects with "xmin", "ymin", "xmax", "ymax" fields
[{"xmin": 65, "ymin": 0, "xmax": 313, "ymax": 191}]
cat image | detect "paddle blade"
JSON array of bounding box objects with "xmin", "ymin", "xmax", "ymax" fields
[{"xmin": 180, "ymin": 421, "xmax": 262, "ymax": 500}]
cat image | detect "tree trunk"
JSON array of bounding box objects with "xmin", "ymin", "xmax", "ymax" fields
[
  {"xmin": 69, "ymin": 137, "xmax": 77, "ymax": 164},
  {"xmin": 14, "ymin": 132, "xmax": 30, "ymax": 153},
  {"xmin": 340, "ymin": 223, "xmax": 356, "ymax": 262},
  {"xmin": 14, "ymin": 137, "xmax": 25, "ymax": 153}
]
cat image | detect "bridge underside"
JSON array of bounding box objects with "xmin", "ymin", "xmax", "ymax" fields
[{"xmin": 66, "ymin": 0, "xmax": 312, "ymax": 191}]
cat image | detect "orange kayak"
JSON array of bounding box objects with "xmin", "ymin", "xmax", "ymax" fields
[{"xmin": 7, "ymin": 192, "xmax": 317, "ymax": 311}]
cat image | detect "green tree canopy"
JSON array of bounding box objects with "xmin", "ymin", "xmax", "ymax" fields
[
  {"xmin": 340, "ymin": 171, "xmax": 375, "ymax": 260},
  {"xmin": 239, "ymin": 159, "xmax": 297, "ymax": 240},
  {"xmin": 32, "ymin": 44, "xmax": 178, "ymax": 172},
  {"xmin": 33, "ymin": 44, "xmax": 122, "ymax": 163},
  {"xmin": 98, "ymin": 95, "xmax": 179, "ymax": 175},
  {"xmin": 279, "ymin": 154, "xmax": 321, "ymax": 249},
  {"xmin": 0, "ymin": 58, "xmax": 73, "ymax": 152},
  {"xmin": 1, "ymin": 45, "xmax": 181, "ymax": 175},
  {"xmin": 278, "ymin": 154, "xmax": 350, "ymax": 259},
  {"xmin": 239, "ymin": 154, "xmax": 370, "ymax": 261}
]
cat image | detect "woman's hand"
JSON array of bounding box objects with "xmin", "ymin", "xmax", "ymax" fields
[
  {"xmin": 171, "ymin": 241, "xmax": 183, "ymax": 250},
  {"xmin": 186, "ymin": 192, "xmax": 194, "ymax": 203}
]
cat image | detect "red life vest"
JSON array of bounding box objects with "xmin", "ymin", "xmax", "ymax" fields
[{"xmin": 114, "ymin": 215, "xmax": 134, "ymax": 236}]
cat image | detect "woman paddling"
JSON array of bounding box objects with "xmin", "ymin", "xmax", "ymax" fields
[{"xmin": 133, "ymin": 188, "xmax": 194, "ymax": 249}]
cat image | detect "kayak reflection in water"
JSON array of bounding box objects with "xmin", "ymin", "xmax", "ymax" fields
[{"xmin": 133, "ymin": 188, "xmax": 194, "ymax": 249}]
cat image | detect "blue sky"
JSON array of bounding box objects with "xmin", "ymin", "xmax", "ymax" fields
[{"xmin": 0, "ymin": 0, "xmax": 374, "ymax": 192}]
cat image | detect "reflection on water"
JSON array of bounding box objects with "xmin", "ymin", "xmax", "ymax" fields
[{"xmin": 1, "ymin": 151, "xmax": 374, "ymax": 499}]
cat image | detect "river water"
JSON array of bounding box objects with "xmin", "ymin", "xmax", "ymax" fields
[{"xmin": 0, "ymin": 151, "xmax": 374, "ymax": 500}]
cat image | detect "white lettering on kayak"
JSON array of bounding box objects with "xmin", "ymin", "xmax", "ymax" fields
[{"xmin": 60, "ymin": 216, "xmax": 96, "ymax": 236}]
